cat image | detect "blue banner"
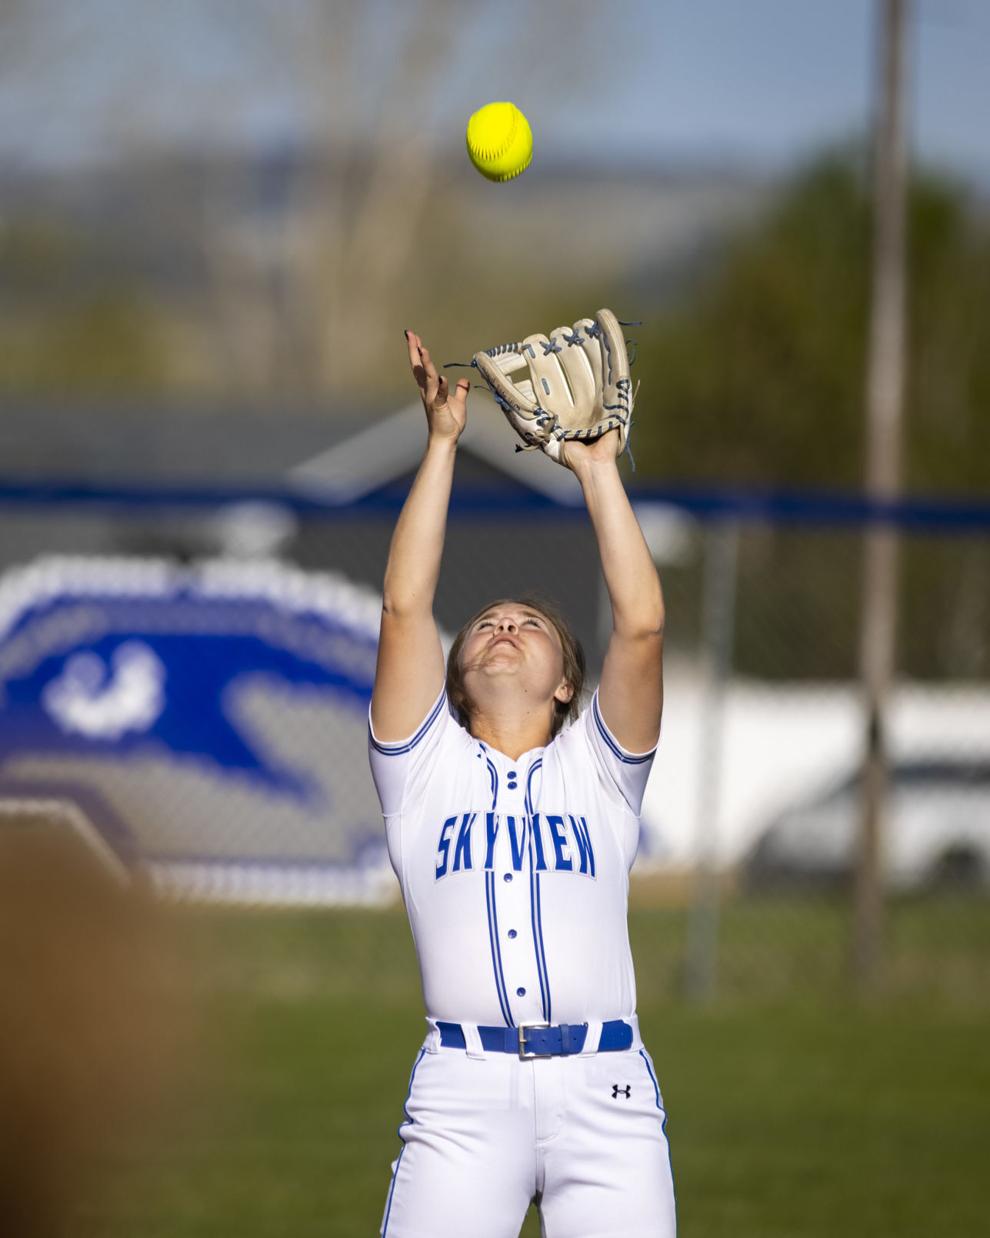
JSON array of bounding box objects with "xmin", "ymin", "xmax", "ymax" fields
[{"xmin": 0, "ymin": 556, "xmax": 393, "ymax": 904}]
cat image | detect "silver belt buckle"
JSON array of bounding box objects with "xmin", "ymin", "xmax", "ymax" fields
[{"xmin": 518, "ymin": 1022, "xmax": 553, "ymax": 1059}]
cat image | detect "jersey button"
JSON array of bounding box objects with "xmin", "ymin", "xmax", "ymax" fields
[
  {"xmin": 503, "ymin": 873, "xmax": 513, "ymax": 883},
  {"xmin": 516, "ymin": 987, "xmax": 526, "ymax": 997},
  {"xmin": 507, "ymin": 929, "xmax": 517, "ymax": 939}
]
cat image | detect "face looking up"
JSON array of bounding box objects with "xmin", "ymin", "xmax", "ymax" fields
[{"xmin": 459, "ymin": 602, "xmax": 574, "ymax": 712}]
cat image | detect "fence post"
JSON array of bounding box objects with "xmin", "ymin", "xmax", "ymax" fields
[{"xmin": 684, "ymin": 518, "xmax": 739, "ymax": 1002}]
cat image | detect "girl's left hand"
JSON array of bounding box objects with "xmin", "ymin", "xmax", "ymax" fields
[{"xmin": 561, "ymin": 428, "xmax": 622, "ymax": 475}]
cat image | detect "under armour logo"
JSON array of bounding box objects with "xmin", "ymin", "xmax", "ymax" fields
[{"xmin": 611, "ymin": 1084, "xmax": 631, "ymax": 1099}]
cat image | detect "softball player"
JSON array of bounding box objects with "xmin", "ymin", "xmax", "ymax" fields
[{"xmin": 368, "ymin": 330, "xmax": 674, "ymax": 1237}]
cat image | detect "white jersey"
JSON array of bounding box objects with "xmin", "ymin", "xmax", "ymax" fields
[{"xmin": 368, "ymin": 687, "xmax": 656, "ymax": 1028}]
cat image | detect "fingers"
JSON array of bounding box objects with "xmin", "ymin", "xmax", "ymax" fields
[
  {"xmin": 406, "ymin": 329, "xmax": 428, "ymax": 397},
  {"xmin": 405, "ymin": 329, "xmax": 440, "ymax": 405},
  {"xmin": 419, "ymin": 343, "xmax": 439, "ymax": 403},
  {"xmin": 404, "ymin": 328, "xmax": 421, "ymax": 370},
  {"xmin": 449, "ymin": 377, "xmax": 471, "ymax": 417},
  {"xmin": 437, "ymin": 374, "xmax": 470, "ymax": 413}
]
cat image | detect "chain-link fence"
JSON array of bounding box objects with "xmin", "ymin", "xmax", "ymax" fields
[{"xmin": 1, "ymin": 483, "xmax": 987, "ymax": 1004}]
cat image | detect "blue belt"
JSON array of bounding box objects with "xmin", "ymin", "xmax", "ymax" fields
[{"xmin": 436, "ymin": 1019, "xmax": 633, "ymax": 1058}]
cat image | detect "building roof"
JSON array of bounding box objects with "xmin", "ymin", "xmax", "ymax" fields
[
  {"xmin": 0, "ymin": 397, "xmax": 584, "ymax": 503},
  {"xmin": 290, "ymin": 401, "xmax": 583, "ymax": 506}
]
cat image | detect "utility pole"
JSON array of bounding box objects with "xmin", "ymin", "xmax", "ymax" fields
[{"xmin": 854, "ymin": 0, "xmax": 910, "ymax": 995}]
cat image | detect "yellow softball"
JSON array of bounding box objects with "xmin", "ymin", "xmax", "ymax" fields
[{"xmin": 466, "ymin": 101, "xmax": 533, "ymax": 183}]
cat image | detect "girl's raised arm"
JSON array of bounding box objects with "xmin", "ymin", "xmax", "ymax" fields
[
  {"xmin": 564, "ymin": 433, "xmax": 665, "ymax": 754},
  {"xmin": 370, "ymin": 332, "xmax": 470, "ymax": 742}
]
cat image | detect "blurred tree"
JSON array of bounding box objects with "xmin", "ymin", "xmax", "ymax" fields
[
  {"xmin": 633, "ymin": 152, "xmax": 990, "ymax": 680},
  {"xmin": 0, "ymin": 0, "xmax": 612, "ymax": 399},
  {"xmin": 195, "ymin": 0, "xmax": 605, "ymax": 396},
  {"xmin": 0, "ymin": 220, "xmax": 169, "ymax": 394},
  {"xmin": 633, "ymin": 151, "xmax": 990, "ymax": 498}
]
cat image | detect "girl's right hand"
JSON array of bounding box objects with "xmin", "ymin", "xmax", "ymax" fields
[{"xmin": 406, "ymin": 329, "xmax": 469, "ymax": 442}]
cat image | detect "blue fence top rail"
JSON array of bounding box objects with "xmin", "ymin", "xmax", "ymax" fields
[{"xmin": 0, "ymin": 478, "xmax": 989, "ymax": 531}]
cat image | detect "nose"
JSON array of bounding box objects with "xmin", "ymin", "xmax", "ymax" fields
[{"xmin": 497, "ymin": 617, "xmax": 517, "ymax": 633}]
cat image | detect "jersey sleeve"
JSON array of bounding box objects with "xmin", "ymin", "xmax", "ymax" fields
[
  {"xmin": 576, "ymin": 687, "xmax": 658, "ymax": 816},
  {"xmin": 367, "ymin": 687, "xmax": 453, "ymax": 818}
]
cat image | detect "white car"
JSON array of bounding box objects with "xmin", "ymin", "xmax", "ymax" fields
[{"xmin": 743, "ymin": 759, "xmax": 990, "ymax": 892}]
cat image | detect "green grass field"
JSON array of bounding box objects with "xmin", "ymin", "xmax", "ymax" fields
[{"xmin": 78, "ymin": 896, "xmax": 990, "ymax": 1237}]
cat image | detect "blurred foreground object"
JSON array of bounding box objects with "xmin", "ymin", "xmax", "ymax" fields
[{"xmin": 0, "ymin": 811, "xmax": 186, "ymax": 1238}]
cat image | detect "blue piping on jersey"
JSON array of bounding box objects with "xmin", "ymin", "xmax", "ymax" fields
[
  {"xmin": 525, "ymin": 759, "xmax": 552, "ymax": 1022},
  {"xmin": 639, "ymin": 1047, "xmax": 662, "ymax": 1109},
  {"xmin": 369, "ymin": 690, "xmax": 446, "ymax": 755},
  {"xmin": 382, "ymin": 1047, "xmax": 427, "ymax": 1236},
  {"xmin": 532, "ymin": 852, "xmax": 551, "ymax": 1021},
  {"xmin": 485, "ymin": 757, "xmax": 514, "ymax": 1027},
  {"xmin": 486, "ymin": 871, "xmax": 514, "ymax": 1026},
  {"xmin": 486, "ymin": 756, "xmax": 498, "ymax": 806},
  {"xmin": 639, "ymin": 1048, "xmax": 676, "ymax": 1200},
  {"xmin": 592, "ymin": 691, "xmax": 655, "ymax": 764}
]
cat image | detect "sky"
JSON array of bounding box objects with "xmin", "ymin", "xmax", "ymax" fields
[
  {"xmin": 0, "ymin": 0, "xmax": 986, "ymax": 183},
  {"xmin": 592, "ymin": 0, "xmax": 989, "ymax": 178}
]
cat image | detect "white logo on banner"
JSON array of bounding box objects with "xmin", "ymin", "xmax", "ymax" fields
[{"xmin": 43, "ymin": 642, "xmax": 166, "ymax": 740}]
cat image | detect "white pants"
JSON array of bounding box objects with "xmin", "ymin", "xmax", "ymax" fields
[{"xmin": 380, "ymin": 1030, "xmax": 676, "ymax": 1238}]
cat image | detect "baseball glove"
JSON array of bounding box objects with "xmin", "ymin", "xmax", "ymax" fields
[{"xmin": 469, "ymin": 308, "xmax": 635, "ymax": 466}]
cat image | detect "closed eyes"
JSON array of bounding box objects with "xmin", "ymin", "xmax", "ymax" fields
[{"xmin": 476, "ymin": 616, "xmax": 543, "ymax": 630}]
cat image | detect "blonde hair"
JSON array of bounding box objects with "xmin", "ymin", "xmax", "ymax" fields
[{"xmin": 445, "ymin": 595, "xmax": 585, "ymax": 739}]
